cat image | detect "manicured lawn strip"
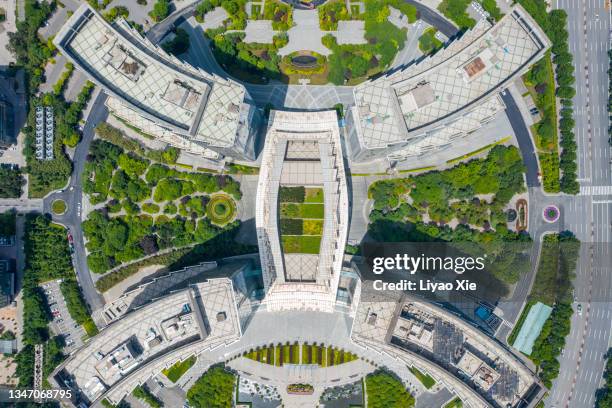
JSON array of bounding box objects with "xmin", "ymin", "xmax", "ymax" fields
[
  {"xmin": 444, "ymin": 397, "xmax": 463, "ymax": 408},
  {"xmin": 304, "ymin": 188, "xmax": 324, "ymax": 203},
  {"xmin": 409, "ymin": 366, "xmax": 436, "ymax": 389},
  {"xmin": 303, "ymin": 219, "xmax": 323, "ymax": 235},
  {"xmin": 280, "ymin": 203, "xmax": 324, "ymax": 219},
  {"xmin": 291, "ymin": 343, "xmax": 300, "ymax": 364},
  {"xmin": 162, "ymin": 356, "xmax": 196, "ymax": 383},
  {"xmin": 445, "ymin": 137, "xmax": 511, "ymax": 164},
  {"xmin": 275, "ymin": 346, "xmax": 281, "ymax": 366},
  {"xmin": 281, "ymin": 235, "xmax": 322, "ymax": 254}
]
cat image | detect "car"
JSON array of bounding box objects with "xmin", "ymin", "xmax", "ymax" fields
[
  {"xmin": 56, "ymin": 319, "xmax": 63, "ymax": 324},
  {"xmin": 94, "ymin": 351, "xmax": 104, "ymax": 360},
  {"xmin": 66, "ymin": 339, "xmax": 74, "ymax": 346},
  {"xmin": 577, "ymin": 304, "xmax": 583, "ymax": 316}
]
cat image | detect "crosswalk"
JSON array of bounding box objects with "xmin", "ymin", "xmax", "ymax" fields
[{"xmin": 579, "ymin": 185, "xmax": 612, "ymax": 196}]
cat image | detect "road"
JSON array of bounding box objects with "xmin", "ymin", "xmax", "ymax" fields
[
  {"xmin": 146, "ymin": 1, "xmax": 200, "ymax": 44},
  {"xmin": 404, "ymin": 0, "xmax": 459, "ymax": 38},
  {"xmin": 546, "ymin": 1, "xmax": 612, "ymax": 407},
  {"xmin": 501, "ymin": 92, "xmax": 541, "ymax": 188},
  {"xmin": 43, "ymin": 91, "xmax": 109, "ymax": 312}
]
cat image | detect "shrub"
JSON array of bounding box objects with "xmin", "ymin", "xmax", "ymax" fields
[{"xmin": 279, "ymin": 186, "xmax": 305, "ymax": 203}]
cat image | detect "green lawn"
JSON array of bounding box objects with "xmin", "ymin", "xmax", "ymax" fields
[
  {"xmin": 409, "ymin": 366, "xmax": 436, "ymax": 389},
  {"xmin": 282, "ymin": 235, "xmax": 322, "ymax": 253},
  {"xmin": 305, "ymin": 187, "xmax": 324, "ymax": 203},
  {"xmin": 444, "ymin": 397, "xmax": 463, "ymax": 408},
  {"xmin": 303, "ymin": 219, "xmax": 323, "ymax": 235},
  {"xmin": 280, "ymin": 203, "xmax": 324, "ymax": 219},
  {"xmin": 163, "ymin": 356, "xmax": 196, "ymax": 383},
  {"xmin": 51, "ymin": 199, "xmax": 67, "ymax": 215}
]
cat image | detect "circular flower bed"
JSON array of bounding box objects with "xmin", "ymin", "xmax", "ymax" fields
[
  {"xmin": 51, "ymin": 199, "xmax": 67, "ymax": 215},
  {"xmin": 542, "ymin": 205, "xmax": 560, "ymax": 223},
  {"xmin": 206, "ymin": 194, "xmax": 237, "ymax": 226}
]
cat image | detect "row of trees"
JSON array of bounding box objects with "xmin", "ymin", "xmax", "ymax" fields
[
  {"xmin": 519, "ymin": 0, "xmax": 579, "ymax": 194},
  {"xmin": 15, "ymin": 215, "xmax": 94, "ymax": 387},
  {"xmin": 529, "ymin": 232, "xmax": 580, "ymax": 388}
]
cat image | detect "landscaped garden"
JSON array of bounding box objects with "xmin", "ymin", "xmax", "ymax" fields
[
  {"xmin": 81, "ymin": 123, "xmax": 242, "ymax": 274},
  {"xmin": 244, "ymin": 342, "xmax": 358, "ymax": 367},
  {"xmin": 365, "ymin": 369, "xmax": 415, "ymax": 407},
  {"xmin": 367, "ymin": 145, "xmax": 531, "ymax": 285},
  {"xmin": 279, "ymin": 186, "xmax": 324, "ymax": 254},
  {"xmin": 187, "ymin": 365, "xmax": 236, "ymax": 408},
  {"xmin": 198, "ymin": 0, "xmax": 417, "ymax": 84}
]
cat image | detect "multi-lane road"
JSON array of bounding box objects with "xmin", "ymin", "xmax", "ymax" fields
[{"xmin": 547, "ymin": 1, "xmax": 612, "ymax": 407}]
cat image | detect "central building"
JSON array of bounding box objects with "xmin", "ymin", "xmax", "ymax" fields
[{"xmin": 256, "ymin": 110, "xmax": 349, "ymax": 312}]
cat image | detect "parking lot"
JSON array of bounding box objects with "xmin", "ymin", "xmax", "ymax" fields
[{"xmin": 41, "ymin": 279, "xmax": 85, "ymax": 354}]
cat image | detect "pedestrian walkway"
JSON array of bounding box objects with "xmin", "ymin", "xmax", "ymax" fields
[{"xmin": 579, "ymin": 185, "xmax": 612, "ymax": 196}]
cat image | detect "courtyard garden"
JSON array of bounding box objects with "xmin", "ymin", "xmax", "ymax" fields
[
  {"xmin": 198, "ymin": 0, "xmax": 417, "ymax": 84},
  {"xmin": 81, "ymin": 123, "xmax": 242, "ymax": 274},
  {"xmin": 279, "ymin": 186, "xmax": 324, "ymax": 254},
  {"xmin": 244, "ymin": 342, "xmax": 359, "ymax": 367}
]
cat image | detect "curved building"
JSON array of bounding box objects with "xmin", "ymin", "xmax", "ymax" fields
[
  {"xmin": 53, "ymin": 4, "xmax": 260, "ymax": 160},
  {"xmin": 347, "ymin": 5, "xmax": 550, "ymax": 163}
]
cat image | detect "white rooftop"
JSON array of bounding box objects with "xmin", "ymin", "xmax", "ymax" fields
[
  {"xmin": 353, "ymin": 5, "xmax": 549, "ymax": 150},
  {"xmin": 54, "ymin": 5, "xmax": 247, "ymax": 148}
]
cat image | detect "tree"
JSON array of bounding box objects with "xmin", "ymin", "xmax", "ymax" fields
[
  {"xmin": 149, "ymin": 0, "xmax": 171, "ymax": 22},
  {"xmin": 366, "ymin": 370, "xmax": 415, "ymax": 408},
  {"xmin": 162, "ymin": 28, "xmax": 190, "ymax": 56},
  {"xmin": 0, "ymin": 166, "xmax": 25, "ymax": 198},
  {"xmin": 187, "ymin": 365, "xmax": 235, "ymax": 408}
]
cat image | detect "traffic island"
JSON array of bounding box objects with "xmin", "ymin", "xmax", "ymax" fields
[{"xmin": 51, "ymin": 199, "xmax": 67, "ymax": 215}]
